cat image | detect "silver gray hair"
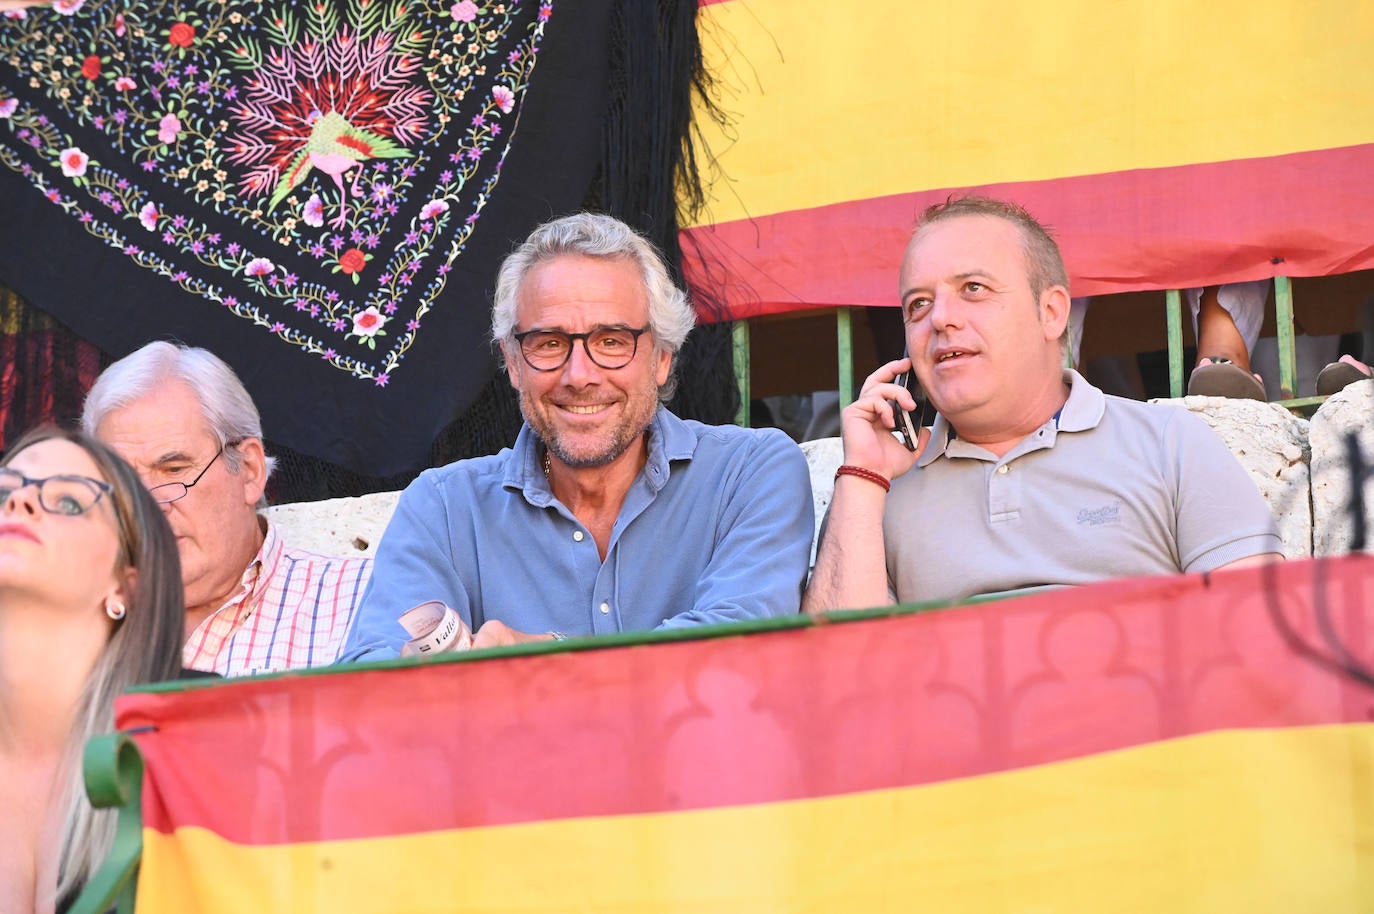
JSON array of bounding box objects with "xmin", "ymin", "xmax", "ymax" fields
[
  {"xmin": 491, "ymin": 212, "xmax": 697, "ymax": 400},
  {"xmin": 81, "ymin": 341, "xmax": 277, "ymax": 487}
]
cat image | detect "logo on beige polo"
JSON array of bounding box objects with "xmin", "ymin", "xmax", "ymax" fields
[{"xmin": 1077, "ymin": 502, "xmax": 1121, "ymax": 527}]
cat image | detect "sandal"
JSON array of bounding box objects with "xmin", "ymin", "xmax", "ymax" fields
[
  {"xmin": 1316, "ymin": 355, "xmax": 1373, "ymax": 396},
  {"xmin": 1186, "ymin": 357, "xmax": 1266, "ymax": 400}
]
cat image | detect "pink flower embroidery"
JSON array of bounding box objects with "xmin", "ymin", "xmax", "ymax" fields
[
  {"xmin": 114, "ymin": 12, "xmax": 126, "ymax": 36},
  {"xmin": 0, "ymin": 99, "xmax": 16, "ymax": 118},
  {"xmin": 245, "ymin": 257, "xmax": 275, "ymax": 276},
  {"xmin": 59, "ymin": 147, "xmax": 89, "ymax": 178},
  {"xmin": 157, "ymin": 113, "xmax": 182, "ymax": 144},
  {"xmin": 352, "ymin": 307, "xmax": 387, "ymax": 337},
  {"xmin": 139, "ymin": 202, "xmax": 159, "ymax": 230},
  {"xmin": 450, "ymin": 1, "xmax": 478, "ymax": 22},
  {"xmin": 52, "ymin": 0, "xmax": 85, "ymax": 14},
  {"xmin": 114, "ymin": 76, "xmax": 136, "ymax": 91},
  {"xmin": 491, "ymin": 85, "xmax": 515, "ymax": 114},
  {"xmin": 419, "ymin": 199, "xmax": 449, "ymax": 220},
  {"xmin": 303, "ymin": 193, "xmax": 325, "ymax": 227}
]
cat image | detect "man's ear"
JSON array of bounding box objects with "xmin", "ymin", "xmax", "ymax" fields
[
  {"xmin": 1040, "ymin": 284, "xmax": 1072, "ymax": 343},
  {"xmin": 235, "ymin": 437, "xmax": 269, "ymax": 507}
]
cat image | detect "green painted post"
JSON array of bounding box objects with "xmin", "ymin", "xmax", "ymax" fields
[
  {"xmin": 837, "ymin": 307, "xmax": 855, "ymax": 407},
  {"xmin": 1166, "ymin": 289, "xmax": 1185, "ymax": 398},
  {"xmin": 733, "ymin": 320, "xmax": 751, "ymax": 427},
  {"xmin": 1274, "ymin": 276, "xmax": 1297, "ymax": 399},
  {"xmin": 70, "ymin": 733, "xmax": 146, "ymax": 914},
  {"xmin": 1064, "ymin": 307, "xmax": 1077, "ymax": 370}
]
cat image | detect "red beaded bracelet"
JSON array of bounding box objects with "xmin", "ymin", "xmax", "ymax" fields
[{"xmin": 834, "ymin": 464, "xmax": 891, "ymax": 492}]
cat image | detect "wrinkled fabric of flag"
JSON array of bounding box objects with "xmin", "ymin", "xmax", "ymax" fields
[
  {"xmin": 117, "ymin": 557, "xmax": 1374, "ymax": 912},
  {"xmin": 684, "ymin": 0, "xmax": 1374, "ymax": 318}
]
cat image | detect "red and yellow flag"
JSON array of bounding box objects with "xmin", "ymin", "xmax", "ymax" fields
[
  {"xmin": 120, "ymin": 556, "xmax": 1374, "ymax": 912},
  {"xmin": 684, "ymin": 0, "xmax": 1374, "ymax": 318}
]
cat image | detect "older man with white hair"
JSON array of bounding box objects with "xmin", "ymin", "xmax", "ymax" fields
[{"xmin": 83, "ymin": 342, "xmax": 371, "ymax": 676}]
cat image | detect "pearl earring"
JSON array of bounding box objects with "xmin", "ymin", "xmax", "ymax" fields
[{"xmin": 105, "ymin": 597, "xmax": 127, "ymax": 621}]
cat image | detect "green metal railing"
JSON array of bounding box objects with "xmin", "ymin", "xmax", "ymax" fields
[
  {"xmin": 1165, "ymin": 289, "xmax": 1185, "ymax": 398},
  {"xmin": 1269, "ymin": 277, "xmax": 1325, "ymax": 411},
  {"xmin": 734, "ymin": 280, "xmax": 1324, "ymax": 421},
  {"xmin": 732, "ymin": 320, "xmax": 751, "ymax": 426},
  {"xmin": 1163, "ymin": 277, "xmax": 1320, "ymax": 411},
  {"xmin": 835, "ymin": 308, "xmax": 855, "ymax": 407}
]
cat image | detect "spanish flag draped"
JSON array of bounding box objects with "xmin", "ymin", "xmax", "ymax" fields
[
  {"xmin": 115, "ymin": 556, "xmax": 1374, "ymax": 912},
  {"xmin": 683, "ymin": 0, "xmax": 1374, "ymax": 318}
]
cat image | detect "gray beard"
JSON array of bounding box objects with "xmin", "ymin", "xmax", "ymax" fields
[{"xmin": 522, "ymin": 402, "xmax": 658, "ymax": 470}]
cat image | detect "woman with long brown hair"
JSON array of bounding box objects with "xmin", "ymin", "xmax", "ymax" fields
[{"xmin": 0, "ymin": 428, "xmax": 183, "ymax": 913}]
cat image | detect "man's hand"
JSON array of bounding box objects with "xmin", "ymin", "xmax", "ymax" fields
[
  {"xmin": 804, "ymin": 359, "xmax": 931, "ymax": 615},
  {"xmin": 470, "ymin": 619, "xmax": 557, "ymax": 649},
  {"xmin": 840, "ymin": 357, "xmax": 929, "ymax": 482}
]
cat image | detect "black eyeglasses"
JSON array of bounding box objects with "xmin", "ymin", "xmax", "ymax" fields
[
  {"xmin": 511, "ymin": 326, "xmax": 651, "ymax": 371},
  {"xmin": 0, "ymin": 468, "xmax": 113, "ymax": 516},
  {"xmin": 148, "ymin": 444, "xmax": 229, "ymax": 504}
]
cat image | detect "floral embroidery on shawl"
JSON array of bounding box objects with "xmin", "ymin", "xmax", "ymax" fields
[{"xmin": 0, "ymin": 0, "xmax": 552, "ymax": 384}]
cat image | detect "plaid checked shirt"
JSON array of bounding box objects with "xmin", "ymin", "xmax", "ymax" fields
[{"xmin": 183, "ymin": 522, "xmax": 372, "ymax": 677}]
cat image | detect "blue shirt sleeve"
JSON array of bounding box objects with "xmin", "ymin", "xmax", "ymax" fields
[{"xmin": 337, "ymin": 471, "xmax": 471, "ymax": 662}]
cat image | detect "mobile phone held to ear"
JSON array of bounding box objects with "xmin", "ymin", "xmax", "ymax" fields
[{"xmin": 889, "ymin": 358, "xmax": 927, "ymax": 452}]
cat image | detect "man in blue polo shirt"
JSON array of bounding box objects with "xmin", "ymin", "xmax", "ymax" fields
[{"xmin": 340, "ymin": 213, "xmax": 812, "ymax": 661}]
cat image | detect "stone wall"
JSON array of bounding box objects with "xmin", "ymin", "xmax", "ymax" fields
[
  {"xmin": 1174, "ymin": 397, "xmax": 1311, "ymax": 558},
  {"xmin": 263, "ymin": 490, "xmax": 399, "ymax": 557},
  {"xmin": 1311, "ymin": 382, "xmax": 1374, "ymax": 557},
  {"xmin": 1182, "ymin": 383, "xmax": 1374, "ymax": 558}
]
